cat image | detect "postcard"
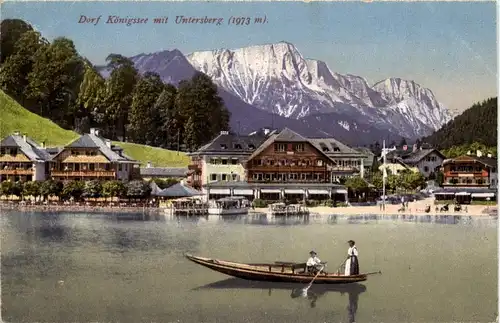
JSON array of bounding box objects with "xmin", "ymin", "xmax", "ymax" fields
[{"xmin": 0, "ymin": 1, "xmax": 497, "ymax": 323}]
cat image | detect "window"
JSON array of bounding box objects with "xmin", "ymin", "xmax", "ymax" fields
[
  {"xmin": 234, "ymin": 144, "xmax": 242, "ymax": 149},
  {"xmin": 210, "ymin": 158, "xmax": 217, "ymax": 164},
  {"xmin": 274, "ymin": 143, "xmax": 286, "ymax": 152},
  {"xmin": 232, "ymin": 174, "xmax": 238, "ymax": 181},
  {"xmin": 317, "ymin": 160, "xmax": 323, "ymax": 166},
  {"xmin": 221, "ymin": 174, "xmax": 228, "ymax": 181},
  {"xmin": 248, "ymin": 144, "xmax": 255, "ymax": 150},
  {"xmin": 210, "ymin": 174, "xmax": 217, "ymax": 181},
  {"xmin": 220, "ymin": 144, "xmax": 227, "ymax": 150},
  {"xmin": 294, "ymin": 144, "xmax": 305, "ymax": 152},
  {"xmin": 118, "ymin": 164, "xmax": 122, "ymax": 171},
  {"xmin": 231, "ymin": 158, "xmax": 238, "ymax": 165},
  {"xmin": 423, "ymin": 166, "xmax": 429, "ymax": 172},
  {"xmin": 90, "ymin": 164, "xmax": 95, "ymax": 171},
  {"xmin": 221, "ymin": 159, "xmax": 228, "ymax": 165}
]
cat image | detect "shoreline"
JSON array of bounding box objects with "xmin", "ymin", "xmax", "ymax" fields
[{"xmin": 1, "ymin": 202, "xmax": 496, "ymax": 217}]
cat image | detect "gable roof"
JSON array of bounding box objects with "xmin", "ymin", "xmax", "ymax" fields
[
  {"xmin": 246, "ymin": 128, "xmax": 337, "ymax": 164},
  {"xmin": 0, "ymin": 134, "xmax": 52, "ymax": 161},
  {"xmin": 189, "ymin": 131, "xmax": 268, "ymax": 155},
  {"xmin": 354, "ymin": 147, "xmax": 375, "ymax": 166},
  {"xmin": 309, "ymin": 138, "xmax": 365, "ymax": 157},
  {"xmin": 402, "ymin": 149, "xmax": 445, "ymax": 164},
  {"xmin": 444, "ymin": 155, "xmax": 497, "ymax": 168},
  {"xmin": 54, "ymin": 133, "xmax": 137, "ymax": 163}
]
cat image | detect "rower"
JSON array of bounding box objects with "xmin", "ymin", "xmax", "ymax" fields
[{"xmin": 306, "ymin": 250, "xmax": 324, "ymax": 274}]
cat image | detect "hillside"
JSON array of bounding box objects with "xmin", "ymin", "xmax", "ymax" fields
[
  {"xmin": 0, "ymin": 90, "xmax": 190, "ymax": 167},
  {"xmin": 422, "ymin": 97, "xmax": 497, "ymax": 149}
]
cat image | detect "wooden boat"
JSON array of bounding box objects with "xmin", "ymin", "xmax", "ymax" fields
[{"xmin": 185, "ymin": 254, "xmax": 379, "ymax": 284}]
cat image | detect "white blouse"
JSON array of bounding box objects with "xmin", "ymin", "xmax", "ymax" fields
[{"xmin": 348, "ymin": 246, "xmax": 358, "ymax": 257}]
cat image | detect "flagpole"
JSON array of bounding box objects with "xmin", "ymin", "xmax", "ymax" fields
[{"xmin": 382, "ymin": 140, "xmax": 386, "ymax": 212}]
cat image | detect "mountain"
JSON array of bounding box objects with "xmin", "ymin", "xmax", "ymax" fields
[
  {"xmin": 422, "ymin": 97, "xmax": 497, "ymax": 149},
  {"xmin": 186, "ymin": 42, "xmax": 452, "ymax": 138},
  {"xmin": 97, "ymin": 49, "xmax": 399, "ymax": 146}
]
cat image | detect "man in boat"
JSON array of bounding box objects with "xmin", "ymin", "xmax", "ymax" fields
[
  {"xmin": 306, "ymin": 250, "xmax": 325, "ymax": 274},
  {"xmin": 344, "ymin": 240, "xmax": 359, "ymax": 276}
]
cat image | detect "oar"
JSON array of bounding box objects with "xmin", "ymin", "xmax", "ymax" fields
[
  {"xmin": 364, "ymin": 270, "xmax": 382, "ymax": 275},
  {"xmin": 335, "ymin": 257, "xmax": 348, "ymax": 274},
  {"xmin": 303, "ymin": 265, "xmax": 324, "ymax": 292}
]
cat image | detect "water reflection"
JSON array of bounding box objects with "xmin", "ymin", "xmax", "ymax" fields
[{"xmin": 194, "ymin": 278, "xmax": 365, "ymax": 322}]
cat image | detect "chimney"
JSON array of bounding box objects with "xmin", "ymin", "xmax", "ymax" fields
[
  {"xmin": 476, "ymin": 150, "xmax": 482, "ymax": 157},
  {"xmin": 41, "ymin": 141, "xmax": 45, "ymax": 148},
  {"xmin": 147, "ymin": 161, "xmax": 152, "ymax": 168},
  {"xmin": 23, "ymin": 134, "xmax": 27, "ymax": 142},
  {"xmin": 90, "ymin": 128, "xmax": 96, "ymax": 135},
  {"xmin": 105, "ymin": 139, "xmax": 112, "ymax": 148},
  {"xmin": 487, "ymin": 153, "xmax": 492, "ymax": 158}
]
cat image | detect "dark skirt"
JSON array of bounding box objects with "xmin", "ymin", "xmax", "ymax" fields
[{"xmin": 349, "ymin": 256, "xmax": 359, "ymax": 275}]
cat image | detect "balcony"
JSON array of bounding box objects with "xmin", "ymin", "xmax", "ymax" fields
[
  {"xmin": 248, "ymin": 179, "xmax": 331, "ymax": 184},
  {"xmin": 51, "ymin": 170, "xmax": 116, "ymax": 177},
  {"xmin": 0, "ymin": 169, "xmax": 33, "ymax": 175},
  {"xmin": 445, "ymin": 171, "xmax": 485, "ymax": 176},
  {"xmin": 248, "ymin": 165, "xmax": 327, "ymax": 172}
]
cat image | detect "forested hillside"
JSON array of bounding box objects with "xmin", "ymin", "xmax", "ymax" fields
[
  {"xmin": 0, "ymin": 18, "xmax": 229, "ymax": 151},
  {"xmin": 422, "ymin": 97, "xmax": 497, "ymax": 149}
]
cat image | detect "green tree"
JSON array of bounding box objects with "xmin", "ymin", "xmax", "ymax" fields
[
  {"xmin": 403, "ymin": 172, "xmax": 426, "ymax": 191},
  {"xmin": 154, "ymin": 84, "xmax": 179, "ymax": 148},
  {"xmin": 102, "ymin": 180, "xmax": 127, "ymax": 200},
  {"xmin": 128, "ymin": 72, "xmax": 165, "ymax": 144},
  {"xmin": 126, "ymin": 180, "xmax": 151, "ymax": 199},
  {"xmin": 23, "ymin": 181, "xmax": 41, "ymax": 200},
  {"xmin": 0, "ymin": 19, "xmax": 34, "ymax": 63},
  {"xmin": 40, "ymin": 180, "xmax": 63, "ymax": 200},
  {"xmin": 371, "ymin": 172, "xmax": 383, "ymax": 190},
  {"xmin": 76, "ymin": 60, "xmax": 107, "ymax": 131},
  {"xmin": 103, "ymin": 54, "xmax": 138, "ymax": 140},
  {"xmin": 26, "ymin": 37, "xmax": 85, "ymax": 127},
  {"xmin": 0, "ymin": 30, "xmax": 48, "ymax": 105},
  {"xmin": 435, "ymin": 171, "xmax": 444, "ymax": 187},
  {"xmin": 0, "ymin": 181, "xmax": 14, "ymax": 197},
  {"xmin": 176, "ymin": 72, "xmax": 230, "ymax": 149},
  {"xmin": 387, "ymin": 174, "xmax": 402, "ymax": 193},
  {"xmin": 62, "ymin": 180, "xmax": 85, "ymax": 201},
  {"xmin": 344, "ymin": 176, "xmax": 368, "ymax": 200},
  {"xmin": 152, "ymin": 178, "xmax": 179, "ymax": 190},
  {"xmin": 84, "ymin": 180, "xmax": 102, "ymax": 198}
]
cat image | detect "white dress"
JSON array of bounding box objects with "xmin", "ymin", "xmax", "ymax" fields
[{"xmin": 344, "ymin": 246, "xmax": 359, "ymax": 276}]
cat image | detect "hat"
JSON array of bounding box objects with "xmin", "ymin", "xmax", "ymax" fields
[
  {"xmin": 347, "ymin": 240, "xmax": 355, "ymax": 244},
  {"xmin": 309, "ymin": 250, "xmax": 317, "ymax": 255}
]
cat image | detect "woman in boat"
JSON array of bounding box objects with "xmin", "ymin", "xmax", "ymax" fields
[
  {"xmin": 344, "ymin": 240, "xmax": 359, "ymax": 276},
  {"xmin": 306, "ymin": 250, "xmax": 323, "ymax": 274}
]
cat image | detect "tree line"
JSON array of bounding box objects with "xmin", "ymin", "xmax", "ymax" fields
[
  {"xmin": 0, "ymin": 19, "xmax": 230, "ymax": 151},
  {"xmin": 0, "ymin": 178, "xmax": 178, "ymax": 201},
  {"xmin": 422, "ymin": 97, "xmax": 497, "ymax": 150}
]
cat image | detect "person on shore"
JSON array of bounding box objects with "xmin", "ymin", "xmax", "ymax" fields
[
  {"xmin": 306, "ymin": 251, "xmax": 323, "ymax": 274},
  {"xmin": 344, "ymin": 240, "xmax": 359, "ymax": 276}
]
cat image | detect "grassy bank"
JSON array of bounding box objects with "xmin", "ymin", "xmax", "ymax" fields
[{"xmin": 0, "ymin": 90, "xmax": 190, "ymax": 167}]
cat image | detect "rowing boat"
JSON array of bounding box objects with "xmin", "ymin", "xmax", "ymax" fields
[{"xmin": 185, "ymin": 254, "xmax": 379, "ymax": 284}]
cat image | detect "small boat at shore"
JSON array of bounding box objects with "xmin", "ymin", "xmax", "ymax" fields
[
  {"xmin": 185, "ymin": 254, "xmax": 379, "ymax": 284},
  {"xmin": 208, "ymin": 196, "xmax": 250, "ymax": 215}
]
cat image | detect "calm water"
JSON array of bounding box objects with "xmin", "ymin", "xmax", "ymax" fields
[{"xmin": 1, "ymin": 211, "xmax": 498, "ymax": 323}]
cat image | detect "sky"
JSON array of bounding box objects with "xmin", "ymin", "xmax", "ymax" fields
[{"xmin": 2, "ymin": 1, "xmax": 497, "ymax": 114}]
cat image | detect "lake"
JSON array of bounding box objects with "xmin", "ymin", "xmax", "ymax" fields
[{"xmin": 1, "ymin": 211, "xmax": 497, "ymax": 323}]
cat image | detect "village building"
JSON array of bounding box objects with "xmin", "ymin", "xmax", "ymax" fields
[
  {"xmin": 49, "ymin": 128, "xmax": 139, "ymax": 181},
  {"xmin": 308, "ymin": 138, "xmax": 367, "ymax": 179},
  {"xmin": 140, "ymin": 162, "xmax": 188, "ymax": 181},
  {"xmin": 0, "ymin": 132, "xmax": 52, "ymax": 182},
  {"xmin": 185, "ymin": 130, "xmax": 270, "ymax": 190},
  {"xmin": 354, "ymin": 147, "xmax": 376, "ymax": 177},
  {"xmin": 381, "ymin": 145, "xmax": 445, "ymax": 178},
  {"xmin": 195, "ymin": 128, "xmax": 359, "ymax": 202},
  {"xmin": 434, "ymin": 153, "xmax": 497, "ymax": 203}
]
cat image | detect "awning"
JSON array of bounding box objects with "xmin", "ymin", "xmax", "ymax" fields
[
  {"xmin": 434, "ymin": 191, "xmax": 455, "ymax": 195},
  {"xmin": 284, "ymin": 189, "xmax": 304, "ymax": 194},
  {"xmin": 233, "ymin": 189, "xmax": 254, "ymax": 196},
  {"xmin": 209, "ymin": 188, "xmax": 231, "ymax": 195},
  {"xmin": 308, "ymin": 189, "xmax": 329, "ymax": 195},
  {"xmin": 261, "ymin": 189, "xmax": 281, "ymax": 194},
  {"xmin": 335, "ymin": 189, "xmax": 348, "ymax": 194},
  {"xmin": 455, "ymin": 192, "xmax": 471, "ymax": 196},
  {"xmin": 471, "ymin": 192, "xmax": 495, "ymax": 198}
]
